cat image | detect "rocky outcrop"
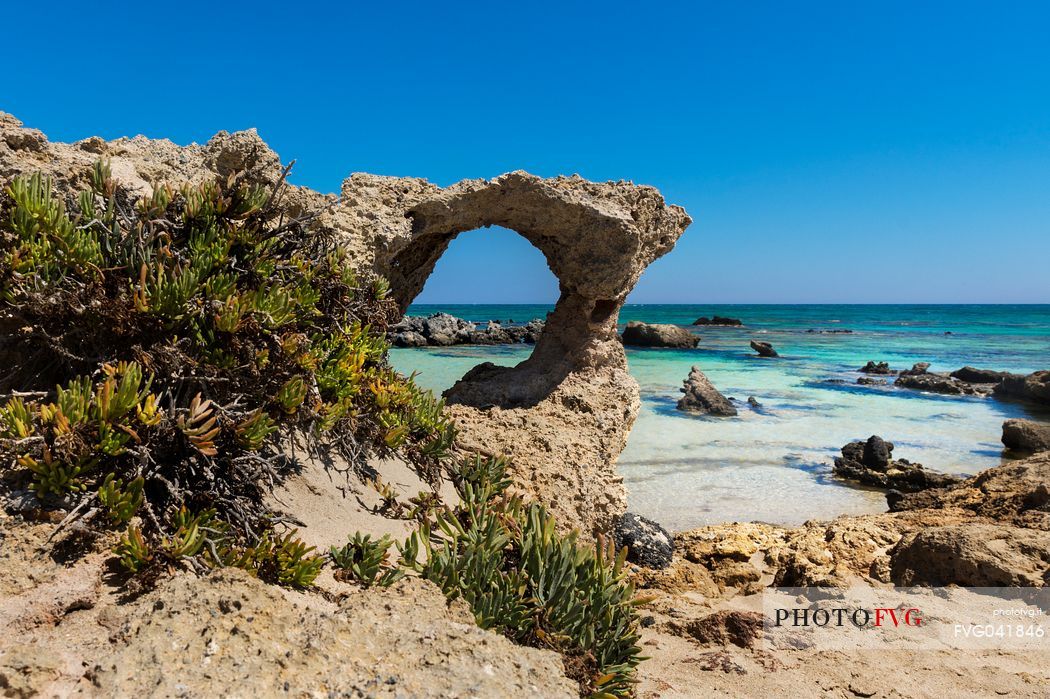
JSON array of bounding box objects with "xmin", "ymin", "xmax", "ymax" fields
[
  {"xmin": 996, "ymin": 370, "xmax": 1050, "ymax": 406},
  {"xmin": 676, "ymin": 366, "xmax": 737, "ymax": 416},
  {"xmin": 894, "ymin": 362, "xmax": 995, "ymax": 396},
  {"xmin": 0, "ymin": 111, "xmax": 693, "ymax": 537},
  {"xmin": 388, "ymin": 313, "xmax": 543, "ymax": 347},
  {"xmin": 857, "ymin": 377, "xmax": 887, "ymax": 386},
  {"xmin": 833, "ymin": 436, "xmax": 963, "ymax": 492},
  {"xmin": 1002, "ymin": 419, "xmax": 1050, "ymax": 453},
  {"xmin": 621, "ymin": 321, "xmax": 698, "ymax": 348},
  {"xmin": 950, "ymin": 366, "xmax": 1014, "ymax": 384},
  {"xmin": 859, "ymin": 361, "xmax": 895, "ymax": 375},
  {"xmin": 889, "ymin": 524, "xmax": 1050, "ymax": 586},
  {"xmin": 614, "ymin": 512, "xmax": 675, "ymax": 569},
  {"xmin": 692, "ymin": 316, "xmax": 742, "ymax": 326},
  {"xmin": 749, "ymin": 340, "xmax": 778, "ymax": 357}
]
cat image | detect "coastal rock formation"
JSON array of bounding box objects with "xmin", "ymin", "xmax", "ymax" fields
[
  {"xmin": 1002, "ymin": 419, "xmax": 1050, "ymax": 453},
  {"xmin": 859, "ymin": 361, "xmax": 896, "ymax": 375},
  {"xmin": 889, "ymin": 524, "xmax": 1050, "ymax": 586},
  {"xmin": 950, "ymin": 366, "xmax": 1014, "ymax": 384},
  {"xmin": 676, "ymin": 366, "xmax": 737, "ymax": 416},
  {"xmin": 614, "ymin": 512, "xmax": 675, "ymax": 569},
  {"xmin": 833, "ymin": 436, "xmax": 963, "ymax": 492},
  {"xmin": 749, "ymin": 340, "xmax": 778, "ymax": 358},
  {"xmin": 388, "ymin": 313, "xmax": 543, "ymax": 347},
  {"xmin": 621, "ymin": 321, "xmax": 699, "ymax": 348},
  {"xmin": 893, "ymin": 362, "xmax": 995, "ymax": 396},
  {"xmin": 0, "ymin": 111, "xmax": 693, "ymax": 537},
  {"xmin": 807, "ymin": 328, "xmax": 853, "ymax": 334},
  {"xmin": 996, "ymin": 370, "xmax": 1050, "ymax": 406},
  {"xmin": 857, "ymin": 377, "xmax": 888, "ymax": 386},
  {"xmin": 692, "ymin": 316, "xmax": 742, "ymax": 326}
]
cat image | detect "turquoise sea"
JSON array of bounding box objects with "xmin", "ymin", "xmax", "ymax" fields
[{"xmin": 390, "ymin": 304, "xmax": 1050, "ymax": 532}]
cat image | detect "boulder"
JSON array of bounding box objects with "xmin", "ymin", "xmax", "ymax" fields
[
  {"xmin": 894, "ymin": 363, "xmax": 995, "ymax": 396},
  {"xmin": 857, "ymin": 377, "xmax": 887, "ymax": 386},
  {"xmin": 614, "ymin": 512, "xmax": 675, "ymax": 569},
  {"xmin": 996, "ymin": 370, "xmax": 1050, "ymax": 406},
  {"xmin": 621, "ymin": 321, "xmax": 698, "ymax": 349},
  {"xmin": 859, "ymin": 361, "xmax": 895, "ymax": 375},
  {"xmin": 692, "ymin": 316, "xmax": 742, "ymax": 326},
  {"xmin": 676, "ymin": 366, "xmax": 737, "ymax": 416},
  {"xmin": 749, "ymin": 340, "xmax": 778, "ymax": 358},
  {"xmin": 889, "ymin": 524, "xmax": 1050, "ymax": 586},
  {"xmin": 1002, "ymin": 419, "xmax": 1050, "ymax": 453},
  {"xmin": 833, "ymin": 436, "xmax": 962, "ymax": 492},
  {"xmin": 950, "ymin": 366, "xmax": 1014, "ymax": 384}
]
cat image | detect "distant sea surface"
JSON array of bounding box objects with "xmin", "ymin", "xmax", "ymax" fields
[{"xmin": 390, "ymin": 304, "xmax": 1050, "ymax": 532}]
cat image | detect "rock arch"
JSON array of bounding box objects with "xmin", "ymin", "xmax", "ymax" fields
[{"xmin": 341, "ymin": 171, "xmax": 691, "ymax": 534}]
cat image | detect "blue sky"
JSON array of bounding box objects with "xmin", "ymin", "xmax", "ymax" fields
[{"xmin": 4, "ymin": 1, "xmax": 1049, "ymax": 303}]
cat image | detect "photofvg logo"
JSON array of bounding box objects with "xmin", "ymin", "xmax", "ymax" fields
[{"xmin": 760, "ymin": 587, "xmax": 1050, "ymax": 652}]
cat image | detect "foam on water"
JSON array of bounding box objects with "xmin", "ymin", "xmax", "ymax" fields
[{"xmin": 390, "ymin": 304, "xmax": 1050, "ymax": 532}]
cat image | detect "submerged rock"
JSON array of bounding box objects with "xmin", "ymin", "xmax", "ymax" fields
[
  {"xmin": 857, "ymin": 377, "xmax": 887, "ymax": 386},
  {"xmin": 1002, "ymin": 419, "xmax": 1050, "ymax": 453},
  {"xmin": 749, "ymin": 340, "xmax": 778, "ymax": 358},
  {"xmin": 692, "ymin": 316, "xmax": 742, "ymax": 326},
  {"xmin": 614, "ymin": 512, "xmax": 675, "ymax": 569},
  {"xmin": 859, "ymin": 361, "xmax": 896, "ymax": 375},
  {"xmin": 621, "ymin": 321, "xmax": 698, "ymax": 348},
  {"xmin": 833, "ymin": 436, "xmax": 963, "ymax": 492},
  {"xmin": 806, "ymin": 328, "xmax": 853, "ymax": 334},
  {"xmin": 676, "ymin": 366, "xmax": 737, "ymax": 416}
]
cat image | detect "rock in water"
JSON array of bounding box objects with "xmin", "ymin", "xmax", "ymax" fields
[
  {"xmin": 1002, "ymin": 419, "xmax": 1050, "ymax": 453},
  {"xmin": 995, "ymin": 370, "xmax": 1050, "ymax": 406},
  {"xmin": 614, "ymin": 512, "xmax": 675, "ymax": 569},
  {"xmin": 859, "ymin": 361, "xmax": 896, "ymax": 375},
  {"xmin": 676, "ymin": 366, "xmax": 737, "ymax": 416},
  {"xmin": 833, "ymin": 436, "xmax": 963, "ymax": 492},
  {"xmin": 621, "ymin": 321, "xmax": 699, "ymax": 348},
  {"xmin": 749, "ymin": 340, "xmax": 778, "ymax": 358},
  {"xmin": 857, "ymin": 377, "xmax": 887, "ymax": 386},
  {"xmin": 692, "ymin": 316, "xmax": 742, "ymax": 326},
  {"xmin": 950, "ymin": 366, "xmax": 1014, "ymax": 384}
]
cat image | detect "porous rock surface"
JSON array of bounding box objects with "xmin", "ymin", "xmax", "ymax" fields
[
  {"xmin": 833, "ymin": 435, "xmax": 963, "ymax": 492},
  {"xmin": 621, "ymin": 321, "xmax": 699, "ymax": 349},
  {"xmin": 1002, "ymin": 418, "xmax": 1050, "ymax": 453},
  {"xmin": 0, "ymin": 111, "xmax": 692, "ymax": 536},
  {"xmin": 614, "ymin": 512, "xmax": 675, "ymax": 569}
]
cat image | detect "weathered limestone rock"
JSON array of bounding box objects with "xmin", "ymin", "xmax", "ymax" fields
[
  {"xmin": 1002, "ymin": 419, "xmax": 1050, "ymax": 453},
  {"xmin": 833, "ymin": 436, "xmax": 963, "ymax": 492},
  {"xmin": 996, "ymin": 370, "xmax": 1050, "ymax": 406},
  {"xmin": 859, "ymin": 361, "xmax": 896, "ymax": 375},
  {"xmin": 676, "ymin": 366, "xmax": 737, "ymax": 416},
  {"xmin": 889, "ymin": 524, "xmax": 1050, "ymax": 586},
  {"xmin": 621, "ymin": 321, "xmax": 699, "ymax": 348},
  {"xmin": 340, "ymin": 172, "xmax": 691, "ymax": 535}
]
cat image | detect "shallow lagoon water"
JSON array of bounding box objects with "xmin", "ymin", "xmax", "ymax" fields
[{"xmin": 390, "ymin": 305, "xmax": 1050, "ymax": 532}]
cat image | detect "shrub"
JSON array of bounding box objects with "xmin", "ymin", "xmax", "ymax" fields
[
  {"xmin": 399, "ymin": 455, "xmax": 644, "ymax": 698},
  {"xmin": 330, "ymin": 532, "xmax": 404, "ymax": 587},
  {"xmin": 0, "ymin": 163, "xmax": 454, "ymax": 581}
]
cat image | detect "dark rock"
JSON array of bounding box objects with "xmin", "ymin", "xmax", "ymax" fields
[
  {"xmin": 806, "ymin": 328, "xmax": 853, "ymax": 334},
  {"xmin": 613, "ymin": 512, "xmax": 674, "ymax": 569},
  {"xmin": 899, "ymin": 362, "xmax": 931, "ymax": 377},
  {"xmin": 1002, "ymin": 419, "xmax": 1050, "ymax": 453},
  {"xmin": 857, "ymin": 377, "xmax": 887, "ymax": 386},
  {"xmin": 746, "ymin": 396, "xmax": 761, "ymax": 409},
  {"xmin": 995, "ymin": 370, "xmax": 1050, "ymax": 406},
  {"xmin": 621, "ymin": 321, "xmax": 699, "ymax": 349},
  {"xmin": 692, "ymin": 315, "xmax": 742, "ymax": 326},
  {"xmin": 859, "ymin": 361, "xmax": 896, "ymax": 375},
  {"xmin": 669, "ymin": 610, "xmax": 764, "ymax": 649},
  {"xmin": 889, "ymin": 524, "xmax": 1050, "ymax": 587},
  {"xmin": 676, "ymin": 366, "xmax": 737, "ymax": 416},
  {"xmin": 749, "ymin": 340, "xmax": 778, "ymax": 358},
  {"xmin": 950, "ymin": 366, "xmax": 1013, "ymax": 384},
  {"xmin": 833, "ymin": 436, "xmax": 963, "ymax": 492},
  {"xmin": 885, "ymin": 489, "xmax": 907, "ymax": 511}
]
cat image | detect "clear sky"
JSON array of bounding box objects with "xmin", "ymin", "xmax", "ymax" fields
[{"xmin": 4, "ymin": 1, "xmax": 1049, "ymax": 303}]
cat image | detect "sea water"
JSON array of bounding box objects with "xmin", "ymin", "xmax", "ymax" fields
[{"xmin": 389, "ymin": 304, "xmax": 1050, "ymax": 532}]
